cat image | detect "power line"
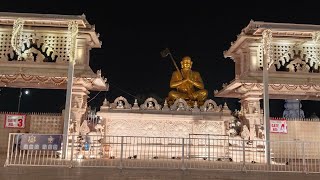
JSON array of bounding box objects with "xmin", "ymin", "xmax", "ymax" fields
[
  {"xmin": 108, "ymin": 82, "xmax": 137, "ymax": 99},
  {"xmin": 87, "ymin": 91, "xmax": 102, "ymax": 103}
]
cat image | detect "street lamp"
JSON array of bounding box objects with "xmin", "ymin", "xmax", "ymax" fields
[{"xmin": 17, "ymin": 88, "xmax": 30, "ymax": 113}]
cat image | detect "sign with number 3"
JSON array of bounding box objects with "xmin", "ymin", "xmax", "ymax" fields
[{"xmin": 4, "ymin": 114, "xmax": 26, "ymax": 128}]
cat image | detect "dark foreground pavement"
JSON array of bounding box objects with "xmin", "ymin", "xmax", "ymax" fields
[{"xmin": 2, "ymin": 155, "xmax": 320, "ymax": 180}]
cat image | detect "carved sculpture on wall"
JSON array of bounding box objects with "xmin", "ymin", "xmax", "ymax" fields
[
  {"xmin": 286, "ymin": 54, "xmax": 310, "ymax": 72},
  {"xmin": 241, "ymin": 125, "xmax": 250, "ymax": 140},
  {"xmin": 111, "ymin": 96, "xmax": 132, "ymax": 109},
  {"xmin": 140, "ymin": 97, "xmax": 162, "ymax": 110},
  {"xmin": 103, "ymin": 116, "xmax": 225, "ymax": 137},
  {"xmin": 69, "ymin": 121, "xmax": 76, "ymax": 133},
  {"xmin": 7, "ymin": 34, "xmax": 60, "ymax": 62},
  {"xmin": 200, "ymin": 99, "xmax": 220, "ymax": 112},
  {"xmin": 240, "ymin": 99, "xmax": 260, "ymax": 115},
  {"xmin": 79, "ymin": 120, "xmax": 90, "ymax": 135},
  {"xmin": 271, "ymin": 49, "xmax": 318, "ymax": 72},
  {"xmin": 94, "ymin": 123, "xmax": 104, "ymax": 135},
  {"xmin": 170, "ymin": 98, "xmax": 190, "ymax": 111},
  {"xmin": 72, "ymin": 95, "xmax": 84, "ymax": 108},
  {"xmin": 116, "ymin": 100, "xmax": 125, "ymax": 109},
  {"xmin": 101, "ymin": 96, "xmax": 231, "ymax": 113}
]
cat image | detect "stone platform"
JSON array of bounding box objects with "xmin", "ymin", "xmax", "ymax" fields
[{"xmin": 97, "ymin": 97, "xmax": 234, "ymax": 138}]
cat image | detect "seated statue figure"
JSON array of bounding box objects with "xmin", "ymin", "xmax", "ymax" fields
[
  {"xmin": 147, "ymin": 101, "xmax": 155, "ymax": 109},
  {"xmin": 167, "ymin": 56, "xmax": 208, "ymax": 105},
  {"xmin": 116, "ymin": 100, "xmax": 124, "ymax": 109}
]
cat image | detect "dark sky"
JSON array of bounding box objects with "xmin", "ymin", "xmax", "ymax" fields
[{"xmin": 0, "ymin": 0, "xmax": 320, "ymax": 117}]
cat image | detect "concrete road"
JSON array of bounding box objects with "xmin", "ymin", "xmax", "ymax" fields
[{"xmin": 2, "ymin": 154, "xmax": 320, "ymax": 180}]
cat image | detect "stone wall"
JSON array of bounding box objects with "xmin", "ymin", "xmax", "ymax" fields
[
  {"xmin": 98, "ymin": 97, "xmax": 234, "ymax": 138},
  {"xmin": 0, "ymin": 112, "xmax": 62, "ymax": 153},
  {"xmin": 270, "ymin": 119, "xmax": 320, "ymax": 159},
  {"xmin": 29, "ymin": 113, "xmax": 63, "ymax": 134},
  {"xmin": 98, "ymin": 111, "xmax": 232, "ymax": 138}
]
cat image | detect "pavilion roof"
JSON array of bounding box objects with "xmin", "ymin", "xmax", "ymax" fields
[{"xmin": 224, "ymin": 20, "xmax": 320, "ymax": 58}]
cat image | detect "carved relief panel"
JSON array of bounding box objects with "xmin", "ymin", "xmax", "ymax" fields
[
  {"xmin": 0, "ymin": 32, "xmax": 88, "ymax": 64},
  {"xmin": 255, "ymin": 42, "xmax": 320, "ymax": 73}
]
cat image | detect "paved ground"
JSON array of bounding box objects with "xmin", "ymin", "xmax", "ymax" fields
[{"xmin": 2, "ymin": 154, "xmax": 320, "ymax": 180}]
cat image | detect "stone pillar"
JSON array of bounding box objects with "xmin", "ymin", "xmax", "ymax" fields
[
  {"xmin": 240, "ymin": 95, "xmax": 263, "ymax": 140},
  {"xmin": 69, "ymin": 79, "xmax": 90, "ymax": 135}
]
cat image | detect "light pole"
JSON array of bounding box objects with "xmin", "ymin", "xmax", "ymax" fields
[
  {"xmin": 62, "ymin": 21, "xmax": 78, "ymax": 159},
  {"xmin": 17, "ymin": 88, "xmax": 22, "ymax": 113},
  {"xmin": 262, "ymin": 29, "xmax": 272, "ymax": 165},
  {"xmin": 17, "ymin": 88, "xmax": 30, "ymax": 113}
]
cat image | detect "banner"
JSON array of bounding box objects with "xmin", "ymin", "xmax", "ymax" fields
[
  {"xmin": 4, "ymin": 114, "xmax": 26, "ymax": 128},
  {"xmin": 270, "ymin": 118, "xmax": 287, "ymax": 134},
  {"xmin": 20, "ymin": 134, "xmax": 63, "ymax": 151}
]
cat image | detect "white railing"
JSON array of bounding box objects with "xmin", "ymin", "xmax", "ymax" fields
[
  {"xmin": 4, "ymin": 133, "xmax": 320, "ymax": 173},
  {"xmin": 4, "ymin": 133, "xmax": 69, "ymax": 167}
]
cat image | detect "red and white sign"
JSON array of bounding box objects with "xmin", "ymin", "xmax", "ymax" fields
[
  {"xmin": 270, "ymin": 118, "xmax": 287, "ymax": 134},
  {"xmin": 4, "ymin": 114, "xmax": 26, "ymax": 128}
]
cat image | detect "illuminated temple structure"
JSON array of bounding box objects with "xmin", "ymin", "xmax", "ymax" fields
[
  {"xmin": 215, "ymin": 21, "xmax": 320, "ymax": 141},
  {"xmin": 0, "ymin": 12, "xmax": 107, "ymax": 151},
  {"xmin": 2, "ymin": 13, "xmax": 320, "ymax": 164}
]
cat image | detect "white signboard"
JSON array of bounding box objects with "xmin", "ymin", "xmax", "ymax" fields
[
  {"xmin": 4, "ymin": 114, "xmax": 26, "ymax": 128},
  {"xmin": 270, "ymin": 119, "xmax": 287, "ymax": 134}
]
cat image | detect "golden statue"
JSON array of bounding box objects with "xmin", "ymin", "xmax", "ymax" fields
[{"xmin": 167, "ymin": 56, "xmax": 208, "ymax": 105}]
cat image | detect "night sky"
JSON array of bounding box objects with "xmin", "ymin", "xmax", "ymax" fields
[{"xmin": 0, "ymin": 0, "xmax": 320, "ymax": 117}]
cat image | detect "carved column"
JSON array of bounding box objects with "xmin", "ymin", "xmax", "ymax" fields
[
  {"xmin": 240, "ymin": 94, "xmax": 263, "ymax": 140},
  {"xmin": 248, "ymin": 45, "xmax": 260, "ymax": 72},
  {"xmin": 69, "ymin": 78, "xmax": 90, "ymax": 135},
  {"xmin": 76, "ymin": 38, "xmax": 89, "ymax": 65}
]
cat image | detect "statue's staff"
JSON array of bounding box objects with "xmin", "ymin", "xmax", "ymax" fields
[{"xmin": 160, "ymin": 48, "xmax": 184, "ymax": 79}]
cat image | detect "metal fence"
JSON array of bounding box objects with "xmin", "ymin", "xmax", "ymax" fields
[{"xmin": 4, "ymin": 133, "xmax": 320, "ymax": 173}]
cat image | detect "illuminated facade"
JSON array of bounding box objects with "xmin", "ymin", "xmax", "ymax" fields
[
  {"xmin": 98, "ymin": 97, "xmax": 233, "ymax": 138},
  {"xmin": 0, "ymin": 12, "xmax": 108, "ymax": 135},
  {"xmin": 215, "ymin": 20, "xmax": 320, "ymax": 139}
]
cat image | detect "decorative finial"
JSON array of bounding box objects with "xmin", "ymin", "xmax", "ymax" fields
[
  {"xmin": 162, "ymin": 99, "xmax": 170, "ymax": 111},
  {"xmin": 132, "ymin": 99, "xmax": 140, "ymax": 110},
  {"xmin": 100, "ymin": 99, "xmax": 110, "ymax": 111},
  {"xmin": 97, "ymin": 69, "xmax": 102, "ymax": 78},
  {"xmin": 223, "ymin": 102, "xmax": 228, "ymax": 108},
  {"xmin": 222, "ymin": 102, "xmax": 231, "ymax": 114}
]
